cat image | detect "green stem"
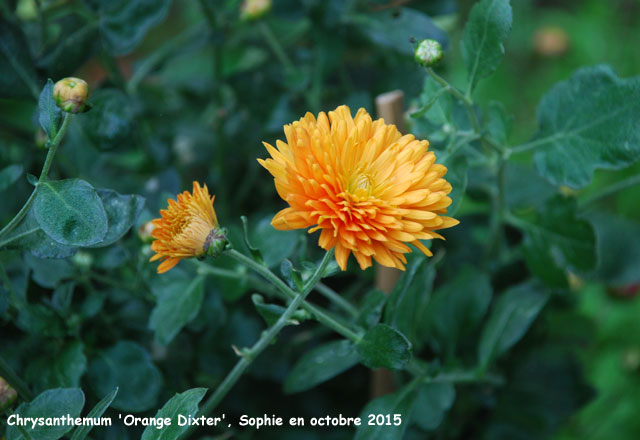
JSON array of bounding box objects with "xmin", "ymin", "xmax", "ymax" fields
[
  {"xmin": 485, "ymin": 157, "xmax": 507, "ymax": 260},
  {"xmin": 183, "ymin": 250, "xmax": 334, "ymax": 439},
  {"xmin": 424, "ymin": 369, "xmax": 504, "ymax": 386},
  {"xmin": 227, "ymin": 249, "xmax": 363, "ymax": 342},
  {"xmin": 258, "ymin": 21, "xmax": 295, "ymax": 72},
  {"xmin": 579, "ymin": 173, "xmax": 640, "ymax": 208},
  {"xmin": 315, "ymin": 282, "xmax": 358, "ymax": 318},
  {"xmin": 0, "ymin": 355, "xmax": 32, "ymax": 401},
  {"xmin": 0, "ymin": 113, "xmax": 72, "ymax": 240}
]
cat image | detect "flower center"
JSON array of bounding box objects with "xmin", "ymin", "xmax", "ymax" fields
[{"xmin": 348, "ymin": 173, "xmax": 374, "ymax": 197}]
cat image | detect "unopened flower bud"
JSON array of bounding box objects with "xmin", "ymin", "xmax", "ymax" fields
[
  {"xmin": 53, "ymin": 77, "xmax": 90, "ymax": 113},
  {"xmin": 0, "ymin": 377, "xmax": 18, "ymax": 411},
  {"xmin": 240, "ymin": 0, "xmax": 272, "ymax": 21},
  {"xmin": 138, "ymin": 221, "xmax": 156, "ymax": 243},
  {"xmin": 204, "ymin": 227, "xmax": 229, "ymax": 258},
  {"xmin": 533, "ymin": 26, "xmax": 569, "ymax": 57},
  {"xmin": 414, "ymin": 39, "xmax": 444, "ymax": 67}
]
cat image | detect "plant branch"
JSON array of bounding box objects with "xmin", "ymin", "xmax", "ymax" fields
[
  {"xmin": 579, "ymin": 173, "xmax": 640, "ymax": 208},
  {"xmin": 315, "ymin": 282, "xmax": 358, "ymax": 318},
  {"xmin": 182, "ymin": 250, "xmax": 334, "ymax": 439},
  {"xmin": 258, "ymin": 21, "xmax": 295, "ymax": 72},
  {"xmin": 0, "ymin": 113, "xmax": 72, "ymax": 240},
  {"xmin": 226, "ymin": 249, "xmax": 363, "ymax": 342}
]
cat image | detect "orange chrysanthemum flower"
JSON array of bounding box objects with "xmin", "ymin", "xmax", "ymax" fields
[
  {"xmin": 150, "ymin": 182, "xmax": 225, "ymax": 273},
  {"xmin": 258, "ymin": 105, "xmax": 459, "ymax": 271}
]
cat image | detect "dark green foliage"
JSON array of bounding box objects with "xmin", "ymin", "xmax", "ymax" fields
[{"xmin": 1, "ymin": 0, "xmax": 640, "ymax": 439}]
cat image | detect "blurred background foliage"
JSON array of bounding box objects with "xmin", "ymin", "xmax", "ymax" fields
[{"xmin": 1, "ymin": 0, "xmax": 640, "ymax": 439}]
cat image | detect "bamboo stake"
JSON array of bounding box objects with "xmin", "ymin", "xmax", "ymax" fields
[{"xmin": 370, "ymin": 90, "xmax": 406, "ymax": 398}]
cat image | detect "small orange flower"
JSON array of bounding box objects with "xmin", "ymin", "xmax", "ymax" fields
[
  {"xmin": 150, "ymin": 182, "xmax": 223, "ymax": 273},
  {"xmin": 259, "ymin": 105, "xmax": 458, "ymax": 271}
]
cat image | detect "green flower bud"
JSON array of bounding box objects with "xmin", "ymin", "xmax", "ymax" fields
[
  {"xmin": 53, "ymin": 77, "xmax": 90, "ymax": 113},
  {"xmin": 240, "ymin": 0, "xmax": 272, "ymax": 21},
  {"xmin": 0, "ymin": 377, "xmax": 18, "ymax": 412},
  {"xmin": 203, "ymin": 227, "xmax": 229, "ymax": 258},
  {"xmin": 138, "ymin": 221, "xmax": 156, "ymax": 243},
  {"xmin": 414, "ymin": 39, "xmax": 444, "ymax": 67}
]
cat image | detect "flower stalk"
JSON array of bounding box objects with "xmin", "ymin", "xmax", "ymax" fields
[
  {"xmin": 0, "ymin": 112, "xmax": 72, "ymax": 241},
  {"xmin": 183, "ymin": 249, "xmax": 334, "ymax": 439}
]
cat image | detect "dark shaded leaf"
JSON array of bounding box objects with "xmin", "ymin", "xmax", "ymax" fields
[
  {"xmin": 284, "ymin": 340, "xmax": 360, "ymax": 394},
  {"xmin": 7, "ymin": 388, "xmax": 85, "ymax": 440},
  {"xmin": 357, "ymin": 324, "xmax": 412, "ymax": 370},
  {"xmin": 478, "ymin": 282, "xmax": 549, "ymax": 368},
  {"xmin": 88, "ymin": 341, "xmax": 162, "ymax": 412}
]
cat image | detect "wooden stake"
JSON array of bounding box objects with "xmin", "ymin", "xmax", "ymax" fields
[{"xmin": 370, "ymin": 90, "xmax": 406, "ymax": 398}]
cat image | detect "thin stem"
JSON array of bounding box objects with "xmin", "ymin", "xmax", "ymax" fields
[
  {"xmin": 484, "ymin": 157, "xmax": 507, "ymax": 263},
  {"xmin": 0, "ymin": 355, "xmax": 32, "ymax": 401},
  {"xmin": 227, "ymin": 249, "xmax": 362, "ymax": 342},
  {"xmin": 424, "ymin": 369, "xmax": 504, "ymax": 387},
  {"xmin": 315, "ymin": 282, "xmax": 358, "ymax": 318},
  {"xmin": 183, "ymin": 251, "xmax": 334, "ymax": 439},
  {"xmin": 425, "ymin": 68, "xmax": 506, "ymax": 156},
  {"xmin": 258, "ymin": 21, "xmax": 295, "ymax": 72},
  {"xmin": 0, "ymin": 113, "xmax": 72, "ymax": 239},
  {"xmin": 579, "ymin": 173, "xmax": 640, "ymax": 208}
]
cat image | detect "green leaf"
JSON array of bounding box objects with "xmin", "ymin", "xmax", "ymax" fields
[
  {"xmin": 478, "ymin": 282, "xmax": 549, "ymax": 368},
  {"xmin": 221, "ymin": 47, "xmax": 268, "ymax": 77},
  {"xmin": 384, "ymin": 255, "xmax": 434, "ymax": 343},
  {"xmin": 90, "ymin": 189, "xmax": 145, "ymax": 248},
  {"xmin": 88, "ymin": 341, "xmax": 162, "ymax": 412},
  {"xmin": 251, "ymin": 216, "xmax": 299, "ymax": 267},
  {"xmin": 24, "ymin": 253, "xmax": 75, "ymax": 289},
  {"xmin": 486, "ymin": 101, "xmax": 512, "ymax": 146},
  {"xmin": 461, "ymin": 0, "xmax": 512, "ymax": 92},
  {"xmin": 280, "ymin": 259, "xmax": 303, "ymax": 291},
  {"xmin": 517, "ymin": 196, "xmax": 596, "ymax": 287},
  {"xmin": 252, "ymin": 294, "xmax": 287, "ymax": 327},
  {"xmin": 240, "ymin": 216, "xmax": 263, "ymax": 263},
  {"xmin": 0, "ymin": 164, "xmax": 23, "ymax": 191},
  {"xmin": 422, "ymin": 266, "xmax": 492, "ymax": 358},
  {"xmin": 532, "ymin": 65, "xmax": 640, "ymax": 188},
  {"xmin": 284, "ymin": 340, "xmax": 360, "ymax": 394},
  {"xmin": 356, "ymin": 324, "xmax": 412, "ymax": 370},
  {"xmin": 251, "ymin": 294, "xmax": 308, "ymax": 328},
  {"xmin": 7, "ymin": 388, "xmax": 85, "ymax": 440},
  {"xmin": 444, "ymin": 156, "xmax": 468, "ymax": 216},
  {"xmin": 505, "ymin": 164, "xmax": 556, "ymax": 209},
  {"xmin": 51, "ymin": 281, "xmax": 75, "ymax": 312},
  {"xmin": 0, "ymin": 18, "xmax": 38, "ymax": 98},
  {"xmin": 38, "ymin": 79, "xmax": 62, "ymax": 139},
  {"xmin": 356, "ymin": 289, "xmax": 387, "ymax": 329},
  {"xmin": 0, "ymin": 210, "xmax": 77, "ymax": 259},
  {"xmin": 29, "ymin": 341, "xmax": 87, "ymax": 390},
  {"xmin": 350, "ymin": 7, "xmax": 448, "ymax": 55},
  {"xmin": 354, "ymin": 382, "xmax": 419, "ymax": 440},
  {"xmin": 80, "ymin": 89, "xmax": 134, "ymax": 150},
  {"xmin": 34, "ymin": 179, "xmax": 108, "ymax": 247},
  {"xmin": 99, "ymin": 0, "xmax": 172, "ymax": 55},
  {"xmin": 149, "ymin": 275, "xmax": 205, "ymax": 345},
  {"xmin": 588, "ymin": 212, "xmax": 640, "ymax": 285},
  {"xmin": 141, "ymin": 388, "xmax": 207, "ymax": 440},
  {"xmin": 411, "ymin": 383, "xmax": 455, "ymax": 431},
  {"xmin": 70, "ymin": 388, "xmax": 119, "ymax": 440}
]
